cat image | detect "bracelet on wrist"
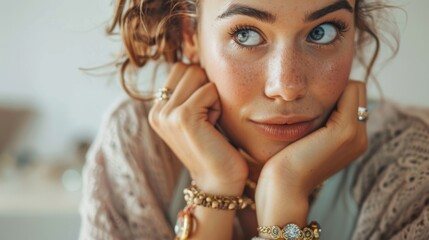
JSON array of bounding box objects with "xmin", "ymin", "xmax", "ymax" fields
[
  {"xmin": 183, "ymin": 182, "xmax": 255, "ymax": 211},
  {"xmin": 257, "ymin": 221, "xmax": 321, "ymax": 240},
  {"xmin": 175, "ymin": 181, "xmax": 256, "ymax": 240}
]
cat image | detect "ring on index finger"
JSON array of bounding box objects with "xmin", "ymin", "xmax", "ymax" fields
[
  {"xmin": 357, "ymin": 107, "xmax": 369, "ymax": 122},
  {"xmin": 157, "ymin": 87, "xmax": 173, "ymax": 101}
]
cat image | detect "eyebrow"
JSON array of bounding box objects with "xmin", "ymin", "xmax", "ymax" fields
[
  {"xmin": 217, "ymin": 0, "xmax": 354, "ymax": 23},
  {"xmin": 305, "ymin": 0, "xmax": 354, "ymax": 22},
  {"xmin": 217, "ymin": 4, "xmax": 276, "ymax": 23}
]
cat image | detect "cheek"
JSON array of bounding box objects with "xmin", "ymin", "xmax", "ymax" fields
[
  {"xmin": 310, "ymin": 55, "xmax": 353, "ymax": 108},
  {"xmin": 203, "ymin": 49, "xmax": 261, "ymax": 111}
]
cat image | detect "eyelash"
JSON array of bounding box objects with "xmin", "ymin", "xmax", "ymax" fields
[
  {"xmin": 312, "ymin": 19, "xmax": 349, "ymax": 48},
  {"xmin": 228, "ymin": 24, "xmax": 264, "ymax": 51},
  {"xmin": 228, "ymin": 19, "xmax": 350, "ymax": 50}
]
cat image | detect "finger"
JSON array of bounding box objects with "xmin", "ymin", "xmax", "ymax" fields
[
  {"xmin": 166, "ymin": 65, "xmax": 208, "ymax": 107},
  {"xmin": 183, "ymin": 82, "xmax": 220, "ymax": 122},
  {"xmin": 354, "ymin": 80, "xmax": 367, "ymax": 108},
  {"xmin": 208, "ymin": 99, "xmax": 221, "ymax": 125},
  {"xmin": 163, "ymin": 62, "xmax": 188, "ymax": 89},
  {"xmin": 355, "ymin": 81, "xmax": 369, "ymax": 153},
  {"xmin": 153, "ymin": 63, "xmax": 187, "ymax": 107},
  {"xmin": 339, "ymin": 81, "xmax": 368, "ymax": 163},
  {"xmin": 330, "ymin": 80, "xmax": 359, "ymax": 127},
  {"xmin": 337, "ymin": 81, "xmax": 367, "ymax": 152},
  {"xmin": 355, "ymin": 80, "xmax": 368, "ymax": 124}
]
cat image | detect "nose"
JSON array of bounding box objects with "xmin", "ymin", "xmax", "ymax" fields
[{"xmin": 264, "ymin": 47, "xmax": 308, "ymax": 101}]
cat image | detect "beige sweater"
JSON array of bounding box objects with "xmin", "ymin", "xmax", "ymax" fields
[{"xmin": 78, "ymin": 98, "xmax": 429, "ymax": 240}]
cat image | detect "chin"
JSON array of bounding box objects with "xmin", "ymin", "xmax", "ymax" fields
[{"xmin": 244, "ymin": 141, "xmax": 292, "ymax": 164}]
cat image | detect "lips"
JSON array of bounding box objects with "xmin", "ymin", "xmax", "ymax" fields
[{"xmin": 250, "ymin": 116, "xmax": 316, "ymax": 142}]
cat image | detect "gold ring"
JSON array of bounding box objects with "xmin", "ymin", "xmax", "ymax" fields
[{"xmin": 157, "ymin": 87, "xmax": 172, "ymax": 101}]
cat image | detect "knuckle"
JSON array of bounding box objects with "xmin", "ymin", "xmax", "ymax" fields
[
  {"xmin": 340, "ymin": 124, "xmax": 368, "ymax": 155},
  {"xmin": 355, "ymin": 81, "xmax": 366, "ymax": 92},
  {"xmin": 173, "ymin": 62, "xmax": 186, "ymax": 71},
  {"xmin": 172, "ymin": 107, "xmax": 191, "ymax": 125},
  {"xmin": 187, "ymin": 64, "xmax": 202, "ymax": 72},
  {"xmin": 199, "ymin": 82, "xmax": 214, "ymax": 94},
  {"xmin": 206, "ymin": 81, "xmax": 216, "ymax": 90},
  {"xmin": 180, "ymin": 107, "xmax": 192, "ymax": 122},
  {"xmin": 347, "ymin": 82, "xmax": 359, "ymax": 93},
  {"xmin": 340, "ymin": 124, "xmax": 358, "ymax": 144},
  {"xmin": 188, "ymin": 65, "xmax": 206, "ymax": 79},
  {"xmin": 149, "ymin": 105, "xmax": 172, "ymax": 130}
]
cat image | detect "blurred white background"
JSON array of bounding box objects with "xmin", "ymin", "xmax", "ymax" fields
[{"xmin": 0, "ymin": 0, "xmax": 428, "ymax": 240}]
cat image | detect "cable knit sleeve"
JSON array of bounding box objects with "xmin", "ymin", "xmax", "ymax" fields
[
  {"xmin": 78, "ymin": 98, "xmax": 182, "ymax": 240},
  {"xmin": 352, "ymin": 102, "xmax": 429, "ymax": 240}
]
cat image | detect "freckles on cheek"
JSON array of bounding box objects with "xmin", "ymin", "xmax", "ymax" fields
[
  {"xmin": 207, "ymin": 53, "xmax": 260, "ymax": 105},
  {"xmin": 314, "ymin": 59, "xmax": 352, "ymax": 106}
]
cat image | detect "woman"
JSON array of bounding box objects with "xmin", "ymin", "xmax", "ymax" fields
[{"xmin": 79, "ymin": 0, "xmax": 429, "ymax": 239}]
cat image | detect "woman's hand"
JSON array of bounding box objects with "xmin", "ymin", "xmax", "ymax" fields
[
  {"xmin": 148, "ymin": 63, "xmax": 248, "ymax": 194},
  {"xmin": 255, "ymin": 80, "xmax": 368, "ymax": 226}
]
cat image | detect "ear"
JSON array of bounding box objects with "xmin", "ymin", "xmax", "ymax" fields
[{"xmin": 183, "ymin": 32, "xmax": 199, "ymax": 64}]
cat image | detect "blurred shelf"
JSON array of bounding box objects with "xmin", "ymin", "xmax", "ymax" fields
[
  {"xmin": 0, "ymin": 180, "xmax": 81, "ymax": 215},
  {"xmin": 0, "ymin": 170, "xmax": 82, "ymax": 240},
  {"xmin": 0, "ymin": 165, "xmax": 82, "ymax": 215}
]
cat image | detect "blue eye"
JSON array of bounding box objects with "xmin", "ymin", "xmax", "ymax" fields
[
  {"xmin": 234, "ymin": 29, "xmax": 264, "ymax": 47},
  {"xmin": 307, "ymin": 23, "xmax": 338, "ymax": 44}
]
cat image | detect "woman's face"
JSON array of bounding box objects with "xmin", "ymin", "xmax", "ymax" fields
[{"xmin": 196, "ymin": 0, "xmax": 356, "ymax": 162}]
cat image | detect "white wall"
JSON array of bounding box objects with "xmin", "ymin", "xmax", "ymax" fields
[
  {"xmin": 366, "ymin": 0, "xmax": 429, "ymax": 106},
  {"xmin": 1, "ymin": 0, "xmax": 428, "ymax": 159},
  {"xmin": 1, "ymin": 0, "xmax": 124, "ymax": 159}
]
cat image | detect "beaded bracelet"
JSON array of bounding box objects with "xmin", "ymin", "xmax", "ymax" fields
[
  {"xmin": 183, "ymin": 183, "xmax": 256, "ymax": 210},
  {"xmin": 257, "ymin": 221, "xmax": 321, "ymax": 240},
  {"xmin": 176, "ymin": 182, "xmax": 255, "ymax": 239}
]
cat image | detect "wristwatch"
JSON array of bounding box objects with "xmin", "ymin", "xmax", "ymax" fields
[{"xmin": 257, "ymin": 221, "xmax": 321, "ymax": 240}]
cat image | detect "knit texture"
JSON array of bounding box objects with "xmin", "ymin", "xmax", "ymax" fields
[{"xmin": 351, "ymin": 103, "xmax": 429, "ymax": 240}]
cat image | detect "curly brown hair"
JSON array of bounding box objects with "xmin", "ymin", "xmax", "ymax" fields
[{"xmin": 108, "ymin": 0, "xmax": 398, "ymax": 101}]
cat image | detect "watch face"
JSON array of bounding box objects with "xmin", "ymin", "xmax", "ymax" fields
[
  {"xmin": 174, "ymin": 215, "xmax": 186, "ymax": 237},
  {"xmin": 174, "ymin": 208, "xmax": 193, "ymax": 240},
  {"xmin": 282, "ymin": 223, "xmax": 303, "ymax": 240}
]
